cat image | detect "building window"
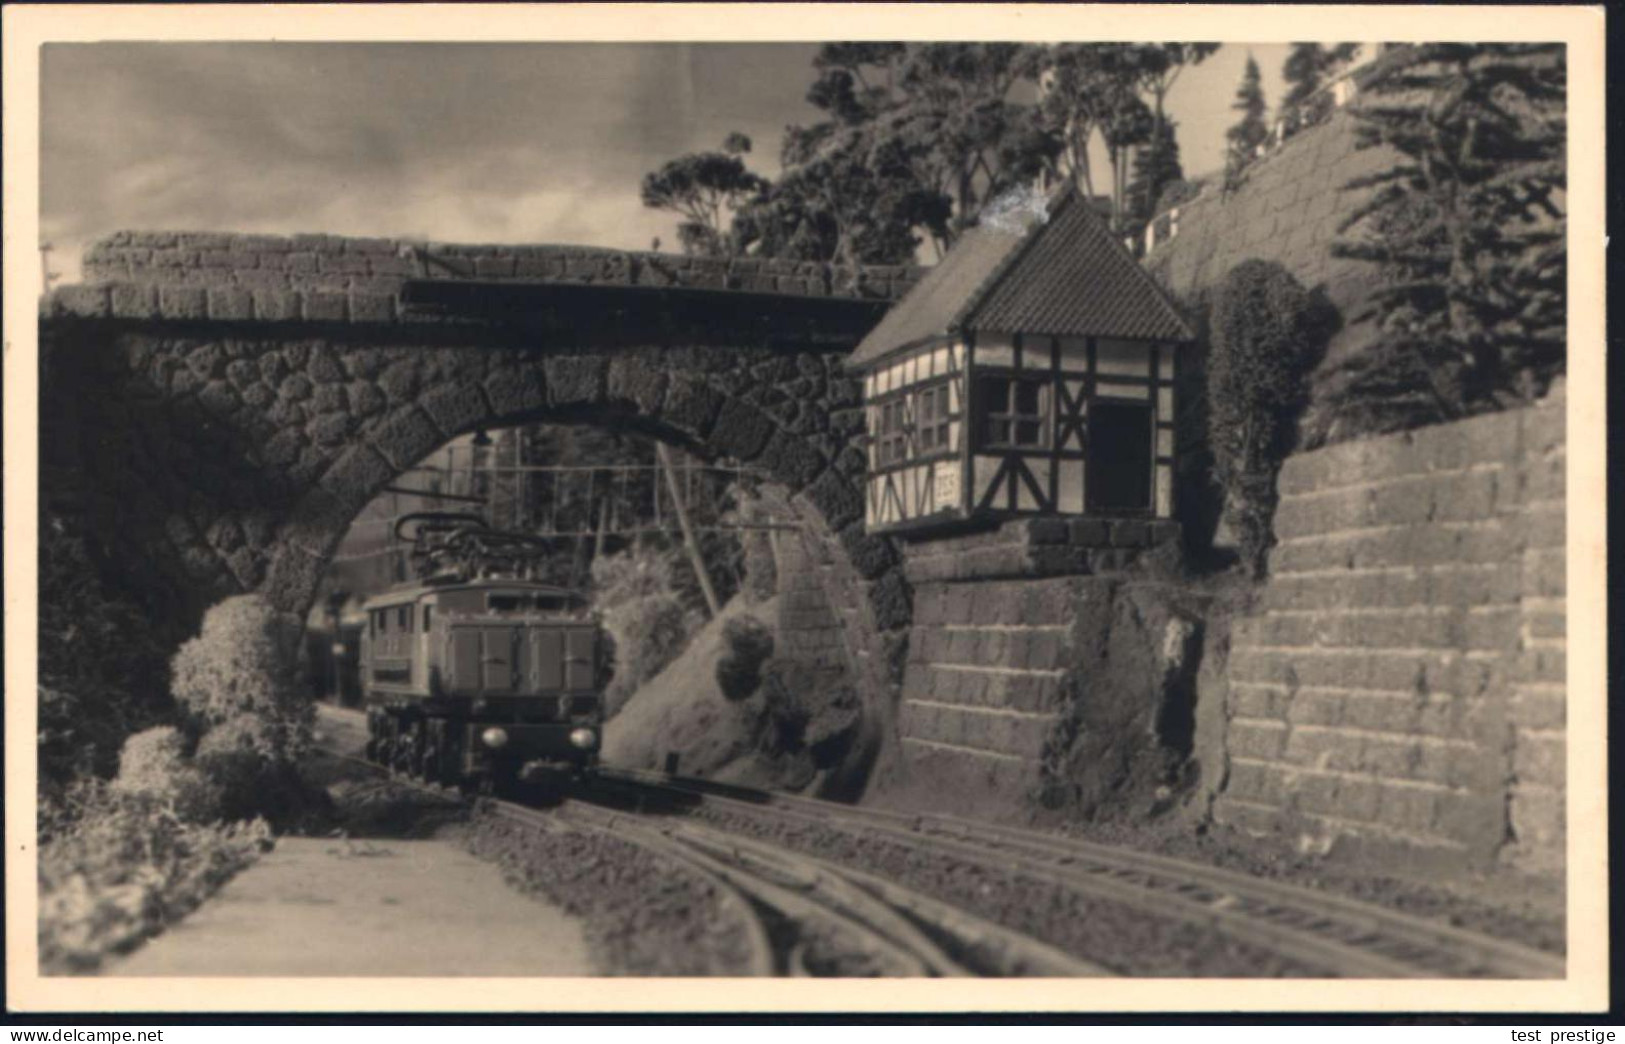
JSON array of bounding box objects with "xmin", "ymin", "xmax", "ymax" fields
[
  {"xmin": 914, "ymin": 383, "xmax": 951, "ymax": 453},
  {"xmin": 878, "ymin": 399, "xmax": 909, "ymax": 466},
  {"xmin": 976, "ymin": 375, "xmax": 1049, "ymax": 449}
]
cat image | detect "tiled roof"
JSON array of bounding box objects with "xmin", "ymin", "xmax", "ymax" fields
[
  {"xmin": 845, "ymin": 218, "xmax": 1029, "ymax": 369},
  {"xmin": 849, "ymin": 185, "xmax": 1193, "ymax": 369}
]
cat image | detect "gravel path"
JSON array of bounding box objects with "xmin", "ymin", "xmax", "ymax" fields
[{"xmin": 106, "ymin": 833, "xmax": 595, "ymax": 976}]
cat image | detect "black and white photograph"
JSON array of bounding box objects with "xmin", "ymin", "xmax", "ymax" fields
[{"xmin": 4, "ymin": 2, "xmax": 1606, "ymax": 1015}]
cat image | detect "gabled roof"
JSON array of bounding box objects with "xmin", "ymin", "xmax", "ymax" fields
[{"xmin": 848, "ymin": 185, "xmax": 1194, "ymax": 369}]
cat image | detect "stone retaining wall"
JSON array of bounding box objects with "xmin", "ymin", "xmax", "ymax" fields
[
  {"xmin": 1217, "ymin": 389, "xmax": 1566, "ymax": 871},
  {"xmin": 894, "ymin": 521, "xmax": 1202, "ymax": 814}
]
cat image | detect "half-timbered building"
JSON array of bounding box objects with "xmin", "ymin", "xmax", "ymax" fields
[{"xmin": 849, "ymin": 186, "xmax": 1195, "ymax": 536}]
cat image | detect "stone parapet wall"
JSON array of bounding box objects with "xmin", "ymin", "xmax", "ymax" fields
[
  {"xmin": 1217, "ymin": 389, "xmax": 1566, "ymax": 871},
  {"xmin": 79, "ymin": 231, "xmax": 923, "ymax": 304},
  {"xmin": 901, "ymin": 517, "xmax": 1182, "ymax": 585}
]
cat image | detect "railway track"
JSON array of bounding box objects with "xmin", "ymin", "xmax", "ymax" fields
[
  {"xmin": 317, "ymin": 737, "xmax": 1100, "ymax": 977},
  {"xmin": 491, "ymin": 796, "xmax": 1104, "ymax": 977},
  {"xmin": 585, "ymin": 767, "xmax": 1565, "ymax": 980},
  {"xmin": 312, "ymin": 707, "xmax": 1560, "ymax": 979}
]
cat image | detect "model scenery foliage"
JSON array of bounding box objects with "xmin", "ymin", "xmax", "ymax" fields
[
  {"xmin": 1223, "ymin": 55, "xmax": 1269, "ymax": 191},
  {"xmin": 1329, "ymin": 43, "xmax": 1566, "ymax": 433},
  {"xmin": 642, "ymin": 42, "xmax": 1220, "ymax": 263},
  {"xmin": 1207, "ymin": 260, "xmax": 1326, "ymax": 579},
  {"xmin": 1281, "ymin": 42, "xmax": 1361, "ymax": 109}
]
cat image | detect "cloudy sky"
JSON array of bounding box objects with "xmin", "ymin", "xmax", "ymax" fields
[{"xmin": 41, "ymin": 42, "xmax": 1287, "ymax": 278}]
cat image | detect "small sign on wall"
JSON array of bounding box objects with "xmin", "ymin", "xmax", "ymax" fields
[{"xmin": 933, "ymin": 461, "xmax": 960, "ymax": 512}]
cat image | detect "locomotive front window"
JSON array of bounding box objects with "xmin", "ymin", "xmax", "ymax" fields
[{"xmin": 488, "ymin": 594, "xmax": 524, "ymax": 612}]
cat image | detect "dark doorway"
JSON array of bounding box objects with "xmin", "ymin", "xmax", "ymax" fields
[{"xmin": 1087, "ymin": 401, "xmax": 1153, "ymax": 513}]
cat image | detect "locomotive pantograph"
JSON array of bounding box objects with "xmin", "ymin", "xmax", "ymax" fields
[{"xmin": 360, "ymin": 512, "xmax": 612, "ymax": 788}]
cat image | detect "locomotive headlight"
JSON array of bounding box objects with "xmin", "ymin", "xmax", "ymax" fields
[
  {"xmin": 568, "ymin": 728, "xmax": 598, "ymax": 751},
  {"xmin": 481, "ymin": 727, "xmax": 509, "ymax": 750}
]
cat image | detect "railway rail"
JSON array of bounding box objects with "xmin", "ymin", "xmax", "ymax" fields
[
  {"xmin": 584, "ymin": 767, "xmax": 1565, "ymax": 980},
  {"xmin": 318, "ymin": 736, "xmax": 1100, "ymax": 977},
  {"xmin": 313, "ymin": 706, "xmax": 1561, "ymax": 979}
]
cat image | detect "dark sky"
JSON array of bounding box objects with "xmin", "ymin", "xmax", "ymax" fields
[{"xmin": 41, "ymin": 41, "xmax": 1286, "ymax": 276}]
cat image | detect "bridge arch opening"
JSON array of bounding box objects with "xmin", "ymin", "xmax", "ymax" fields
[
  {"xmin": 288, "ymin": 408, "xmax": 893, "ymax": 798},
  {"xmin": 38, "ymin": 314, "xmax": 914, "ymax": 801}
]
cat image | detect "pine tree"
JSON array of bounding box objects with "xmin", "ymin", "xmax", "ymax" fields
[
  {"xmin": 1327, "ymin": 44, "xmax": 1566, "ymax": 434},
  {"xmin": 1281, "ymin": 42, "xmax": 1360, "ymax": 109},
  {"xmin": 1126, "ymin": 117, "xmax": 1183, "ymax": 231},
  {"xmin": 1223, "ymin": 55, "xmax": 1269, "ymax": 187}
]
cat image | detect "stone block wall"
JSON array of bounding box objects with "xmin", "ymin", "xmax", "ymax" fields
[
  {"xmin": 901, "ymin": 517, "xmax": 1182, "ymax": 585},
  {"xmin": 1217, "ymin": 388, "xmax": 1566, "ymax": 871},
  {"xmin": 901, "ymin": 577, "xmax": 1076, "ymax": 797},
  {"xmin": 79, "ymin": 231, "xmax": 923, "ymax": 305},
  {"xmin": 893, "ymin": 521, "xmax": 1202, "ymax": 814}
]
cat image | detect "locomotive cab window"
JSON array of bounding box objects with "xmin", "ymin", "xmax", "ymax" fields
[
  {"xmin": 977, "ymin": 375, "xmax": 1049, "ymax": 449},
  {"xmin": 422, "ymin": 605, "xmax": 432, "ymax": 631},
  {"xmin": 488, "ymin": 594, "xmax": 526, "ymax": 612},
  {"xmin": 397, "ymin": 605, "xmax": 412, "ymax": 632}
]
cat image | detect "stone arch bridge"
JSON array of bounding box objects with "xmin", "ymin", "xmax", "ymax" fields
[{"xmin": 40, "ymin": 232, "xmax": 923, "ymax": 775}]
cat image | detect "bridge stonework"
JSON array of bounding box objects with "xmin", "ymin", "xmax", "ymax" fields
[{"xmin": 42, "ymin": 232, "xmax": 923, "ymax": 788}]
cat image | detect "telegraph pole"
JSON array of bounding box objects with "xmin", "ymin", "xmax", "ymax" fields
[{"xmin": 656, "ymin": 443, "xmax": 721, "ymax": 617}]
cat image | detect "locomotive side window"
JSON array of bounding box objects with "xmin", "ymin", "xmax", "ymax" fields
[
  {"xmin": 375, "ymin": 609, "xmax": 388, "ymax": 635},
  {"xmin": 423, "ymin": 605, "xmax": 433, "ymax": 631},
  {"xmin": 398, "ymin": 605, "xmax": 411, "ymax": 632}
]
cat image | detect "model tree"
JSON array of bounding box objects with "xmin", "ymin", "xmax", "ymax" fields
[
  {"xmin": 639, "ymin": 133, "xmax": 768, "ymax": 258},
  {"xmin": 1037, "ymin": 43, "xmax": 1216, "ymax": 232},
  {"xmin": 1329, "ymin": 44, "xmax": 1566, "ymax": 432},
  {"xmin": 1126, "ymin": 117, "xmax": 1183, "ymax": 231},
  {"xmin": 1281, "ymin": 42, "xmax": 1360, "ymax": 108},
  {"xmin": 1223, "ymin": 55, "xmax": 1269, "ymax": 188}
]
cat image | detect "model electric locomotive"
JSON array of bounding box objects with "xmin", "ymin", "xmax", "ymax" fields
[{"xmin": 360, "ymin": 513, "xmax": 611, "ymax": 787}]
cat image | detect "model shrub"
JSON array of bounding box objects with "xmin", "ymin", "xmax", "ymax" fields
[
  {"xmin": 37, "ymin": 780, "xmax": 270, "ymax": 973},
  {"xmin": 193, "ymin": 714, "xmax": 326, "ymax": 826},
  {"xmin": 757, "ymin": 658, "xmax": 858, "ymax": 768},
  {"xmin": 1207, "ymin": 259, "xmax": 1322, "ymax": 578},
  {"xmin": 170, "ymin": 594, "xmax": 314, "ymax": 750},
  {"xmin": 715, "ymin": 616, "xmax": 775, "ymax": 701},
  {"xmin": 109, "ymin": 726, "xmax": 221, "ymax": 823},
  {"xmin": 592, "ymin": 546, "xmax": 705, "ymax": 717},
  {"xmin": 38, "ymin": 513, "xmax": 172, "ymax": 793}
]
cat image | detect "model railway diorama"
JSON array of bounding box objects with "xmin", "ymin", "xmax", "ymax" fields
[{"xmin": 359, "ymin": 512, "xmax": 613, "ymax": 789}]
